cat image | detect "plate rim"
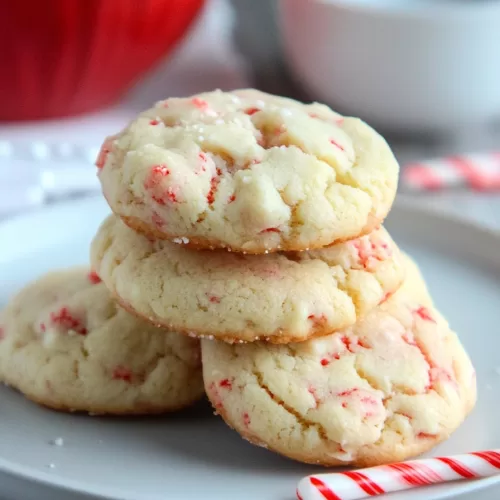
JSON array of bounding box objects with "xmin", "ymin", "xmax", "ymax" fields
[{"xmin": 0, "ymin": 195, "xmax": 499, "ymax": 500}]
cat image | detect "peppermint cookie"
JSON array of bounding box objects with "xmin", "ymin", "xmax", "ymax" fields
[
  {"xmin": 90, "ymin": 215, "xmax": 405, "ymax": 343},
  {"xmin": 97, "ymin": 89, "xmax": 399, "ymax": 253},
  {"xmin": 0, "ymin": 268, "xmax": 203, "ymax": 414},
  {"xmin": 201, "ymin": 259, "xmax": 476, "ymax": 467}
]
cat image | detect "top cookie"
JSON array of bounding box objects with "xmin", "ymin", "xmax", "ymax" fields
[{"xmin": 97, "ymin": 89, "xmax": 399, "ymax": 253}]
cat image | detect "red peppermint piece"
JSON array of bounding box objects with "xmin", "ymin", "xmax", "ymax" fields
[
  {"xmin": 219, "ymin": 379, "xmax": 232, "ymax": 390},
  {"xmin": 207, "ymin": 177, "xmax": 219, "ymax": 205},
  {"xmin": 340, "ymin": 335, "xmax": 357, "ymax": 353},
  {"xmin": 196, "ymin": 152, "xmax": 208, "ymax": 174},
  {"xmin": 243, "ymin": 412, "xmax": 251, "ymax": 427},
  {"xmin": 260, "ymin": 227, "xmax": 280, "ymax": 234},
  {"xmin": 49, "ymin": 307, "xmax": 87, "ymax": 335},
  {"xmin": 149, "ymin": 119, "xmax": 160, "ymax": 126},
  {"xmin": 88, "ymin": 271, "xmax": 101, "ymax": 284},
  {"xmin": 338, "ymin": 388, "xmax": 359, "ymax": 398},
  {"xmin": 165, "ymin": 187, "xmax": 178, "ymax": 203},
  {"xmin": 207, "ymin": 382, "xmax": 224, "ymax": 411},
  {"xmin": 112, "ymin": 366, "xmax": 132, "ymax": 382},
  {"xmin": 228, "ymin": 194, "xmax": 236, "ymax": 203},
  {"xmin": 191, "ymin": 97, "xmax": 208, "ymax": 110},
  {"xmin": 244, "ymin": 107, "xmax": 260, "ymax": 116},
  {"xmin": 95, "ymin": 137, "xmax": 114, "ymax": 169},
  {"xmin": 417, "ymin": 432, "xmax": 437, "ymax": 439},
  {"xmin": 207, "ymin": 295, "xmax": 221, "ymax": 304},
  {"xmin": 151, "ymin": 164, "xmax": 171, "ymax": 177},
  {"xmin": 329, "ymin": 138, "xmax": 345, "ymax": 152},
  {"xmin": 414, "ymin": 306, "xmax": 436, "ymax": 323}
]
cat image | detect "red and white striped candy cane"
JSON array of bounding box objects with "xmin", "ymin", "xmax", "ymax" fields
[
  {"xmin": 402, "ymin": 152, "xmax": 500, "ymax": 192},
  {"xmin": 297, "ymin": 449, "xmax": 500, "ymax": 500}
]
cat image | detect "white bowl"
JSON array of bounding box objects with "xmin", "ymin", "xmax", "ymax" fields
[{"xmin": 277, "ymin": 0, "xmax": 500, "ymax": 132}]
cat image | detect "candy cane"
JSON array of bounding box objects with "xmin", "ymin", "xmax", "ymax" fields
[
  {"xmin": 402, "ymin": 153, "xmax": 500, "ymax": 192},
  {"xmin": 297, "ymin": 450, "xmax": 500, "ymax": 500}
]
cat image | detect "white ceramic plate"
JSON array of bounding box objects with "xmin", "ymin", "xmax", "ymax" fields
[{"xmin": 0, "ymin": 197, "xmax": 499, "ymax": 500}]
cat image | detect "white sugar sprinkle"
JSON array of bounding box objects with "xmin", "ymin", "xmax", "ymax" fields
[
  {"xmin": 47, "ymin": 463, "xmax": 56, "ymax": 469},
  {"xmin": 173, "ymin": 237, "xmax": 190, "ymax": 244},
  {"xmin": 255, "ymin": 100, "xmax": 265, "ymax": 108},
  {"xmin": 241, "ymin": 177, "xmax": 251, "ymax": 184},
  {"xmin": 280, "ymin": 108, "xmax": 293, "ymax": 117},
  {"xmin": 215, "ymin": 118, "xmax": 225, "ymax": 125},
  {"xmin": 51, "ymin": 437, "xmax": 64, "ymax": 447},
  {"xmin": 198, "ymin": 135, "xmax": 205, "ymax": 142}
]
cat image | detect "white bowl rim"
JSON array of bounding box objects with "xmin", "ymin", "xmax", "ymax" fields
[{"xmin": 306, "ymin": 0, "xmax": 500, "ymax": 20}]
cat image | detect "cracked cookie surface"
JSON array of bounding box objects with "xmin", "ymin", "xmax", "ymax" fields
[
  {"xmin": 91, "ymin": 215, "xmax": 405, "ymax": 343},
  {"xmin": 0, "ymin": 267, "xmax": 203, "ymax": 414},
  {"xmin": 97, "ymin": 89, "xmax": 399, "ymax": 253},
  {"xmin": 201, "ymin": 257, "xmax": 476, "ymax": 466}
]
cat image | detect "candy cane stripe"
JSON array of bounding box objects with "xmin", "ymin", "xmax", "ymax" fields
[
  {"xmin": 309, "ymin": 477, "xmax": 342, "ymax": 500},
  {"xmin": 447, "ymin": 156, "xmax": 487, "ymax": 191},
  {"xmin": 298, "ymin": 450, "xmax": 500, "ymax": 500},
  {"xmin": 389, "ymin": 463, "xmax": 427, "ymax": 486},
  {"xmin": 342, "ymin": 471, "xmax": 385, "ymax": 496},
  {"xmin": 471, "ymin": 451, "xmax": 500, "ymax": 469},
  {"xmin": 404, "ymin": 164, "xmax": 444, "ymax": 190},
  {"xmin": 419, "ymin": 463, "xmax": 444, "ymax": 483},
  {"xmin": 437, "ymin": 457, "xmax": 476, "ymax": 478},
  {"xmin": 390, "ymin": 462, "xmax": 439, "ymax": 486}
]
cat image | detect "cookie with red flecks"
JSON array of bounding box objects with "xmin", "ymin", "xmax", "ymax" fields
[
  {"xmin": 201, "ymin": 257, "xmax": 476, "ymax": 467},
  {"xmin": 96, "ymin": 88, "xmax": 399, "ymax": 253},
  {"xmin": 0, "ymin": 267, "xmax": 203, "ymax": 415},
  {"xmin": 90, "ymin": 215, "xmax": 405, "ymax": 343}
]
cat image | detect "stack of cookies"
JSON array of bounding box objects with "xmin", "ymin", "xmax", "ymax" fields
[
  {"xmin": 90, "ymin": 89, "xmax": 476, "ymax": 466},
  {"xmin": 0, "ymin": 89, "xmax": 476, "ymax": 468}
]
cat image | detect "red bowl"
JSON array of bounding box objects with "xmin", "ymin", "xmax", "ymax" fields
[{"xmin": 0, "ymin": 0, "xmax": 205, "ymax": 121}]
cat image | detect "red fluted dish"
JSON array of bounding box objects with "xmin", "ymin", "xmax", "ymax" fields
[{"xmin": 0, "ymin": 0, "xmax": 205, "ymax": 121}]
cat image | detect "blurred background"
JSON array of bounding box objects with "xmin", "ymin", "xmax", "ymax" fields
[{"xmin": 0, "ymin": 0, "xmax": 499, "ymax": 226}]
